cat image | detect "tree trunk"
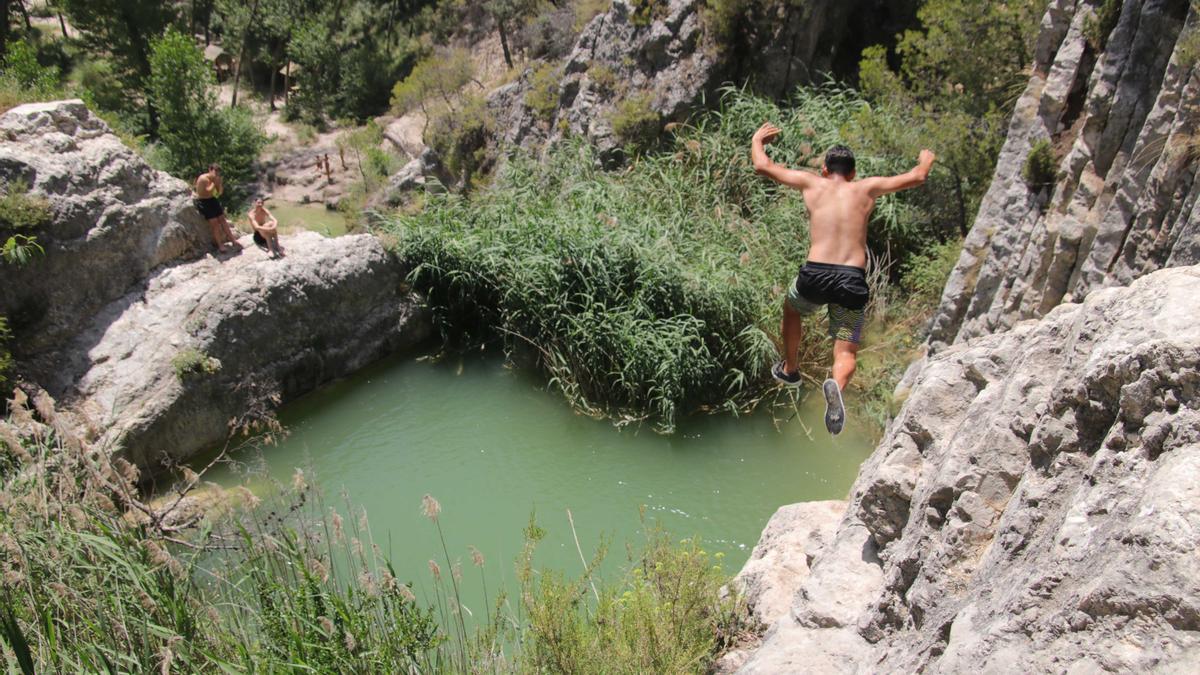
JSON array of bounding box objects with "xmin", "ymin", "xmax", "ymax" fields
[
  {"xmin": 16, "ymin": 0, "xmax": 30, "ymax": 30},
  {"xmin": 283, "ymin": 59, "xmax": 290, "ymax": 107},
  {"xmin": 57, "ymin": 7, "xmax": 67, "ymax": 37},
  {"xmin": 119, "ymin": 6, "xmax": 158, "ymax": 135},
  {"xmin": 497, "ymin": 15, "xmax": 513, "ymax": 69},
  {"xmin": 952, "ymin": 167, "xmax": 968, "ymax": 237},
  {"xmin": 0, "ymin": 0, "xmax": 10, "ymax": 57},
  {"xmin": 268, "ymin": 45, "xmax": 278, "ymax": 111},
  {"xmin": 230, "ymin": 0, "xmax": 261, "ymax": 108}
]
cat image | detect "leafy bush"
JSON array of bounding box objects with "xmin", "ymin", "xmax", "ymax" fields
[
  {"xmin": 147, "ymin": 30, "xmax": 266, "ymax": 200},
  {"xmin": 0, "ymin": 40, "xmax": 62, "ymax": 112},
  {"xmin": 170, "ymin": 348, "xmax": 221, "ymax": 378},
  {"xmin": 0, "ymin": 180, "xmax": 50, "ymax": 266},
  {"xmin": 384, "ymin": 85, "xmax": 949, "ymax": 429},
  {"xmin": 0, "ymin": 317, "xmax": 12, "ymax": 399},
  {"xmin": 610, "ymin": 92, "xmax": 660, "ymax": 150},
  {"xmin": 628, "ymin": 0, "xmax": 669, "ymax": 26},
  {"xmin": 524, "ymin": 62, "xmax": 561, "ymax": 122},
  {"xmin": 517, "ymin": 519, "xmax": 745, "ymax": 673},
  {"xmin": 588, "ymin": 62, "xmax": 620, "ymax": 95},
  {"xmin": 1083, "ymin": 0, "xmax": 1123, "ymax": 51},
  {"xmin": 1023, "ymin": 139, "xmax": 1057, "ymax": 189},
  {"xmin": 390, "ymin": 47, "xmax": 474, "ymax": 117},
  {"xmin": 901, "ymin": 237, "xmax": 963, "ymax": 307},
  {"xmin": 426, "ymin": 93, "xmax": 495, "ymax": 186},
  {"xmin": 518, "ymin": 4, "xmax": 579, "ymax": 60}
]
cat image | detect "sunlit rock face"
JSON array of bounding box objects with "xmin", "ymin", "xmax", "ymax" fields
[
  {"xmin": 930, "ymin": 0, "xmax": 1199, "ymax": 349},
  {"xmin": 0, "ymin": 100, "xmax": 430, "ymax": 469}
]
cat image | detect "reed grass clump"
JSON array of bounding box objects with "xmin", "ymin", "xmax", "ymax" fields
[{"xmin": 383, "ymin": 85, "xmax": 939, "ymax": 431}]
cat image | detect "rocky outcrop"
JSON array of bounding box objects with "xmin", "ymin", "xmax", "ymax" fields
[
  {"xmin": 62, "ymin": 232, "xmax": 429, "ymax": 470},
  {"xmin": 734, "ymin": 265, "xmax": 1200, "ymax": 672},
  {"xmin": 0, "ymin": 100, "xmax": 211, "ymax": 355},
  {"xmin": 930, "ymin": 0, "xmax": 1199, "ymax": 349},
  {"xmin": 0, "ymin": 101, "xmax": 430, "ymax": 469},
  {"xmin": 488, "ymin": 0, "xmax": 868, "ymax": 163}
]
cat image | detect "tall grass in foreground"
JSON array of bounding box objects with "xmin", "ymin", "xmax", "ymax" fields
[
  {"xmin": 381, "ymin": 85, "xmax": 961, "ymax": 432},
  {"xmin": 1, "ymin": 394, "xmax": 742, "ymax": 672}
]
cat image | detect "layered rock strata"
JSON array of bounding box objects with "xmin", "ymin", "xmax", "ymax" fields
[
  {"xmin": 0, "ymin": 101, "xmax": 429, "ymax": 469},
  {"xmin": 930, "ymin": 0, "xmax": 1199, "ymax": 348},
  {"xmin": 489, "ymin": 0, "xmax": 867, "ymax": 163},
  {"xmin": 733, "ymin": 265, "xmax": 1200, "ymax": 672}
]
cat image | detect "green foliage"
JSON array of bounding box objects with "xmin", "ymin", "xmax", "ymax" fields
[
  {"xmin": 628, "ymin": 0, "xmax": 668, "ymax": 26},
  {"xmin": 0, "ymin": 40, "xmax": 62, "ymax": 111},
  {"xmin": 170, "ymin": 348, "xmax": 221, "ymax": 378},
  {"xmin": 0, "ymin": 419, "xmax": 444, "ymax": 672},
  {"xmin": 0, "ymin": 180, "xmax": 50, "ymax": 266},
  {"xmin": 588, "ymin": 62, "xmax": 619, "ymax": 95},
  {"xmin": 901, "ymin": 237, "xmax": 962, "ymax": 307},
  {"xmin": 1023, "ymin": 138, "xmax": 1057, "ymax": 189},
  {"xmin": 610, "ymin": 92, "xmax": 660, "ymax": 151},
  {"xmin": 390, "ymin": 46, "xmax": 474, "ymax": 116},
  {"xmin": 524, "ymin": 62, "xmax": 561, "ymax": 122},
  {"xmin": 574, "ymin": 0, "xmax": 611, "ymax": 31},
  {"xmin": 61, "ymin": 0, "xmax": 178, "ymax": 133},
  {"xmin": 517, "ymin": 520, "xmax": 745, "ymax": 673},
  {"xmin": 147, "ymin": 30, "xmax": 265, "ymax": 199},
  {"xmin": 427, "ymin": 93, "xmax": 495, "ymax": 187},
  {"xmin": 1083, "ymin": 0, "xmax": 1123, "ymax": 51},
  {"xmin": 384, "ymin": 86, "xmax": 942, "ymax": 430},
  {"xmin": 0, "ymin": 316, "xmax": 12, "ymax": 396}
]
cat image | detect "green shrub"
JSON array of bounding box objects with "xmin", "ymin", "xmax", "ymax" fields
[
  {"xmin": 628, "ymin": 0, "xmax": 669, "ymax": 26},
  {"xmin": 0, "ymin": 316, "xmax": 13, "ymax": 399},
  {"xmin": 148, "ymin": 30, "xmax": 266, "ymax": 201},
  {"xmin": 0, "ymin": 40, "xmax": 62, "ymax": 112},
  {"xmin": 0, "ymin": 180, "xmax": 50, "ymax": 266},
  {"xmin": 524, "ymin": 62, "xmax": 561, "ymax": 122},
  {"xmin": 1083, "ymin": 0, "xmax": 1123, "ymax": 51},
  {"xmin": 170, "ymin": 348, "xmax": 220, "ymax": 378},
  {"xmin": 1178, "ymin": 5, "xmax": 1200, "ymax": 69},
  {"xmin": 517, "ymin": 519, "xmax": 745, "ymax": 673},
  {"xmin": 1022, "ymin": 138, "xmax": 1057, "ymax": 189},
  {"xmin": 426, "ymin": 93, "xmax": 495, "ymax": 186},
  {"xmin": 588, "ymin": 62, "xmax": 619, "ymax": 95},
  {"xmin": 386, "ymin": 85, "xmax": 938, "ymax": 430},
  {"xmin": 610, "ymin": 92, "xmax": 660, "ymax": 150},
  {"xmin": 901, "ymin": 238, "xmax": 963, "ymax": 307}
]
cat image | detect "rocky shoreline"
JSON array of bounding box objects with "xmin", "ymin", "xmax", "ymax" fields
[{"xmin": 0, "ymin": 100, "xmax": 430, "ymax": 470}]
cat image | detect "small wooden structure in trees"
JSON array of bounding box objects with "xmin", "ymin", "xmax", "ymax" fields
[{"xmin": 203, "ymin": 45, "xmax": 234, "ymax": 82}]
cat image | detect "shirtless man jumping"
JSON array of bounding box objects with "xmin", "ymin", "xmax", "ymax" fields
[
  {"xmin": 194, "ymin": 163, "xmax": 240, "ymax": 252},
  {"xmin": 751, "ymin": 122, "xmax": 935, "ymax": 435}
]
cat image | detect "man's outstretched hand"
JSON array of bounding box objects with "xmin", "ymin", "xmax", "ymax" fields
[
  {"xmin": 919, "ymin": 149, "xmax": 937, "ymax": 168},
  {"xmin": 754, "ymin": 122, "xmax": 782, "ymax": 145}
]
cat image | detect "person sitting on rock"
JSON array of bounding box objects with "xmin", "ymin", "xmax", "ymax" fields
[
  {"xmin": 194, "ymin": 163, "xmax": 240, "ymax": 252},
  {"xmin": 248, "ymin": 198, "xmax": 284, "ymax": 259},
  {"xmin": 751, "ymin": 122, "xmax": 936, "ymax": 435}
]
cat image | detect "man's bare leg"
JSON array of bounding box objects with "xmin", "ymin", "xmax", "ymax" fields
[
  {"xmin": 781, "ymin": 301, "xmax": 803, "ymax": 374},
  {"xmin": 220, "ymin": 216, "xmax": 240, "ymax": 248},
  {"xmin": 207, "ymin": 217, "xmax": 229, "ymax": 249},
  {"xmin": 831, "ymin": 339, "xmax": 859, "ymax": 391}
]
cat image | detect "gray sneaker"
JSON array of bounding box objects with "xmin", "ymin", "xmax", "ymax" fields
[
  {"xmin": 772, "ymin": 361, "xmax": 802, "ymax": 387},
  {"xmin": 822, "ymin": 378, "xmax": 845, "ymax": 435}
]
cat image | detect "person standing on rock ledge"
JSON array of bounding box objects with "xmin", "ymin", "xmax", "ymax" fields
[
  {"xmin": 751, "ymin": 122, "xmax": 935, "ymax": 435},
  {"xmin": 194, "ymin": 163, "xmax": 240, "ymax": 253}
]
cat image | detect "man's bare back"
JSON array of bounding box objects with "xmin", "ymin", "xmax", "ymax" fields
[{"xmin": 751, "ymin": 122, "xmax": 935, "ymax": 268}]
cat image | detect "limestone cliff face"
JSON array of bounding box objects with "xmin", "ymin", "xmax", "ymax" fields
[
  {"xmin": 930, "ymin": 0, "xmax": 1199, "ymax": 348},
  {"xmin": 489, "ymin": 0, "xmax": 867, "ymax": 163},
  {"xmin": 731, "ymin": 265, "xmax": 1200, "ymax": 673},
  {"xmin": 0, "ymin": 101, "xmax": 429, "ymax": 469}
]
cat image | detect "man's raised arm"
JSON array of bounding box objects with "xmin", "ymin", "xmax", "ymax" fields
[
  {"xmin": 863, "ymin": 149, "xmax": 937, "ymax": 198},
  {"xmin": 751, "ymin": 122, "xmax": 818, "ymax": 190}
]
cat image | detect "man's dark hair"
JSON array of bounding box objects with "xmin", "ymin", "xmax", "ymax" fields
[
  {"xmin": 209, "ymin": 163, "xmax": 221, "ymax": 172},
  {"xmin": 824, "ymin": 145, "xmax": 855, "ymax": 177}
]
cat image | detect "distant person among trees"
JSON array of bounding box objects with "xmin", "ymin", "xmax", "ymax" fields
[
  {"xmin": 194, "ymin": 164, "xmax": 240, "ymax": 252},
  {"xmin": 248, "ymin": 199, "xmax": 284, "ymax": 259},
  {"xmin": 751, "ymin": 122, "xmax": 936, "ymax": 435}
]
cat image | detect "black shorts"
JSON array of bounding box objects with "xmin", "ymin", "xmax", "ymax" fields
[
  {"xmin": 195, "ymin": 196, "xmax": 224, "ymax": 220},
  {"xmin": 786, "ymin": 262, "xmax": 870, "ymax": 343}
]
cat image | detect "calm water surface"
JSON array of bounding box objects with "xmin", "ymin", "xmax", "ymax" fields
[{"xmin": 201, "ymin": 355, "xmax": 874, "ymax": 611}]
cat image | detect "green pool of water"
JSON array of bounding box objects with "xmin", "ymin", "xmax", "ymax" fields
[{"xmin": 200, "ymin": 355, "xmax": 874, "ymax": 615}]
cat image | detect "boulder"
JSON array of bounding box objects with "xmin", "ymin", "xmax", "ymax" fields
[
  {"xmin": 0, "ymin": 101, "xmax": 430, "ymax": 469},
  {"xmin": 0, "ymin": 100, "xmax": 211, "ymax": 356},
  {"xmin": 734, "ymin": 265, "xmax": 1200, "ymax": 672}
]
